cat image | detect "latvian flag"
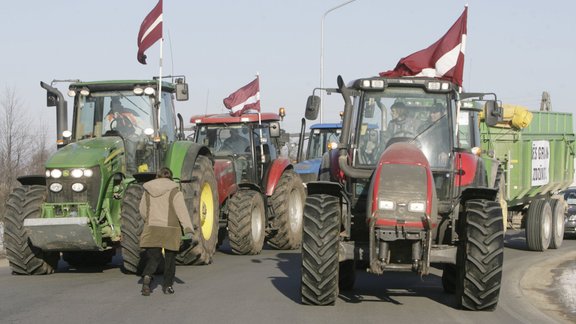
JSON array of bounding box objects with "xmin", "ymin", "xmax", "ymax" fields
[
  {"xmin": 380, "ymin": 6, "xmax": 467, "ymax": 87},
  {"xmin": 137, "ymin": 0, "xmax": 163, "ymax": 65},
  {"xmin": 223, "ymin": 76, "xmax": 261, "ymax": 117}
]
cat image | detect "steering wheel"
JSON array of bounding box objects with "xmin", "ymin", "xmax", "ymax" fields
[{"xmin": 109, "ymin": 115, "xmax": 135, "ymax": 134}]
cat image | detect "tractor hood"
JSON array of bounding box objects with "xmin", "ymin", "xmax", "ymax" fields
[{"xmin": 45, "ymin": 137, "xmax": 124, "ymax": 169}]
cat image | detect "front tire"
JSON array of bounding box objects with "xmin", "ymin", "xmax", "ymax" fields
[
  {"xmin": 301, "ymin": 194, "xmax": 340, "ymax": 305},
  {"xmin": 525, "ymin": 198, "xmax": 552, "ymax": 251},
  {"xmin": 120, "ymin": 184, "xmax": 145, "ymax": 274},
  {"xmin": 549, "ymin": 197, "xmax": 566, "ymax": 249},
  {"xmin": 177, "ymin": 155, "xmax": 219, "ymax": 265},
  {"xmin": 268, "ymin": 170, "xmax": 305, "ymax": 250},
  {"xmin": 4, "ymin": 185, "xmax": 59, "ymax": 275},
  {"xmin": 227, "ymin": 190, "xmax": 266, "ymax": 255},
  {"xmin": 456, "ymin": 199, "xmax": 504, "ymax": 311}
]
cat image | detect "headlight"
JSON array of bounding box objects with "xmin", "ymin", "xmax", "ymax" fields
[
  {"xmin": 408, "ymin": 201, "xmax": 426, "ymax": 212},
  {"xmin": 71, "ymin": 169, "xmax": 84, "ymax": 178},
  {"xmin": 379, "ymin": 200, "xmax": 395, "ymax": 210},
  {"xmin": 83, "ymin": 169, "xmax": 93, "ymax": 177},
  {"xmin": 45, "ymin": 170, "xmax": 51, "ymax": 178},
  {"xmin": 49, "ymin": 183, "xmax": 63, "ymax": 193},
  {"xmin": 50, "ymin": 169, "xmax": 62, "ymax": 179},
  {"xmin": 71, "ymin": 183, "xmax": 85, "ymax": 192}
]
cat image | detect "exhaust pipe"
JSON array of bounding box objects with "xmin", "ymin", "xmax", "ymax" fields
[
  {"xmin": 40, "ymin": 81, "xmax": 68, "ymax": 149},
  {"xmin": 297, "ymin": 118, "xmax": 306, "ymax": 162}
]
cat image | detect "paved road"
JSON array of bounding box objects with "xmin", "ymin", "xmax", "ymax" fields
[{"xmin": 0, "ymin": 231, "xmax": 574, "ymax": 324}]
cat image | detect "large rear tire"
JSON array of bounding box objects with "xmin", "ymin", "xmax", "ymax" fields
[
  {"xmin": 301, "ymin": 194, "xmax": 340, "ymax": 305},
  {"xmin": 228, "ymin": 190, "xmax": 266, "ymax": 255},
  {"xmin": 525, "ymin": 199, "xmax": 552, "ymax": 251},
  {"xmin": 549, "ymin": 197, "xmax": 566, "ymax": 249},
  {"xmin": 268, "ymin": 170, "xmax": 305, "ymax": 250},
  {"xmin": 120, "ymin": 184, "xmax": 145, "ymax": 274},
  {"xmin": 456, "ymin": 199, "xmax": 504, "ymax": 311},
  {"xmin": 4, "ymin": 185, "xmax": 59, "ymax": 275},
  {"xmin": 177, "ymin": 155, "xmax": 219, "ymax": 265}
]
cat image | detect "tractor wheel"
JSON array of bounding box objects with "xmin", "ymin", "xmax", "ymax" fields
[
  {"xmin": 525, "ymin": 199, "xmax": 552, "ymax": 251},
  {"xmin": 301, "ymin": 194, "xmax": 340, "ymax": 305},
  {"xmin": 549, "ymin": 198, "xmax": 566, "ymax": 249},
  {"xmin": 177, "ymin": 155, "xmax": 219, "ymax": 265},
  {"xmin": 120, "ymin": 184, "xmax": 145, "ymax": 274},
  {"xmin": 227, "ymin": 190, "xmax": 266, "ymax": 255},
  {"xmin": 268, "ymin": 170, "xmax": 305, "ymax": 250},
  {"xmin": 63, "ymin": 250, "xmax": 115, "ymax": 268},
  {"xmin": 456, "ymin": 199, "xmax": 504, "ymax": 311},
  {"xmin": 4, "ymin": 185, "xmax": 59, "ymax": 275},
  {"xmin": 338, "ymin": 260, "xmax": 356, "ymax": 291}
]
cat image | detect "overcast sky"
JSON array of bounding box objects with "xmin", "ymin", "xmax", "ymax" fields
[{"xmin": 1, "ymin": 0, "xmax": 574, "ymax": 142}]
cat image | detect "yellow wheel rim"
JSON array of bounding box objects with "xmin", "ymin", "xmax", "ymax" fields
[{"xmin": 200, "ymin": 182, "xmax": 215, "ymax": 240}]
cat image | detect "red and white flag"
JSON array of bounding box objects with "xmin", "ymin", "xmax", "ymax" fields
[
  {"xmin": 380, "ymin": 6, "xmax": 467, "ymax": 86},
  {"xmin": 223, "ymin": 77, "xmax": 261, "ymax": 116},
  {"xmin": 137, "ymin": 0, "xmax": 163, "ymax": 65}
]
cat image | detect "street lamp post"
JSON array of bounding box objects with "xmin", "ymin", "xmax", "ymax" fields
[{"xmin": 320, "ymin": 0, "xmax": 358, "ymax": 123}]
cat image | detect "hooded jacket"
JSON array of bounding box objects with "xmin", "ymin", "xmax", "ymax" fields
[{"xmin": 139, "ymin": 178, "xmax": 194, "ymax": 251}]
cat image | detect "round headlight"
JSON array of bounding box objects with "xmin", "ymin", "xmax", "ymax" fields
[
  {"xmin": 71, "ymin": 169, "xmax": 84, "ymax": 178},
  {"xmin": 144, "ymin": 87, "xmax": 155, "ymax": 95},
  {"xmin": 51, "ymin": 169, "xmax": 62, "ymax": 179},
  {"xmin": 45, "ymin": 170, "xmax": 51, "ymax": 178},
  {"xmin": 144, "ymin": 128, "xmax": 154, "ymax": 136},
  {"xmin": 71, "ymin": 183, "xmax": 85, "ymax": 192},
  {"xmin": 83, "ymin": 169, "xmax": 93, "ymax": 177},
  {"xmin": 49, "ymin": 183, "xmax": 63, "ymax": 193},
  {"xmin": 133, "ymin": 87, "xmax": 144, "ymax": 95},
  {"xmin": 62, "ymin": 130, "xmax": 72, "ymax": 138}
]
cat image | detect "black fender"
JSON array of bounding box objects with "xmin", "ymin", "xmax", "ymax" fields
[{"xmin": 17, "ymin": 175, "xmax": 46, "ymax": 186}]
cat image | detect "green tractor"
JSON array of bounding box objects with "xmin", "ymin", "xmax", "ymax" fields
[{"xmin": 4, "ymin": 78, "xmax": 219, "ymax": 274}]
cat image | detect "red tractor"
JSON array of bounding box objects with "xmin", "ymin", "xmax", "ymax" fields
[
  {"xmin": 190, "ymin": 110, "xmax": 305, "ymax": 255},
  {"xmin": 300, "ymin": 76, "xmax": 505, "ymax": 311}
]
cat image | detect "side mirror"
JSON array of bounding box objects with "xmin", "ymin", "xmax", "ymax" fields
[
  {"xmin": 484, "ymin": 100, "xmax": 503, "ymax": 127},
  {"xmin": 175, "ymin": 82, "xmax": 189, "ymax": 101},
  {"xmin": 269, "ymin": 121, "xmax": 281, "ymax": 138},
  {"xmin": 305, "ymin": 95, "xmax": 320, "ymax": 120}
]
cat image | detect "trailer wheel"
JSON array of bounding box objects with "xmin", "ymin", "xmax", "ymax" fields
[
  {"xmin": 177, "ymin": 155, "xmax": 219, "ymax": 265},
  {"xmin": 301, "ymin": 194, "xmax": 340, "ymax": 305},
  {"xmin": 4, "ymin": 185, "xmax": 59, "ymax": 275},
  {"xmin": 120, "ymin": 184, "xmax": 145, "ymax": 274},
  {"xmin": 549, "ymin": 198, "xmax": 566, "ymax": 249},
  {"xmin": 268, "ymin": 170, "xmax": 305, "ymax": 250},
  {"xmin": 228, "ymin": 190, "xmax": 266, "ymax": 255},
  {"xmin": 456, "ymin": 199, "xmax": 504, "ymax": 311},
  {"xmin": 526, "ymin": 199, "xmax": 552, "ymax": 251}
]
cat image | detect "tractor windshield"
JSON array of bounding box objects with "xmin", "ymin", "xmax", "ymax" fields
[
  {"xmin": 74, "ymin": 92, "xmax": 154, "ymax": 140},
  {"xmin": 196, "ymin": 124, "xmax": 251, "ymax": 156},
  {"xmin": 307, "ymin": 128, "xmax": 341, "ymax": 159},
  {"xmin": 355, "ymin": 87, "xmax": 454, "ymax": 169}
]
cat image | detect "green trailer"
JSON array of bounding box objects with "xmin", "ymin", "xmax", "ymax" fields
[{"xmin": 480, "ymin": 107, "xmax": 575, "ymax": 251}]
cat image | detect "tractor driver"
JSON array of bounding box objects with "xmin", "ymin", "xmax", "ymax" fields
[
  {"xmin": 220, "ymin": 128, "xmax": 250, "ymax": 154},
  {"xmin": 105, "ymin": 98, "xmax": 143, "ymax": 174}
]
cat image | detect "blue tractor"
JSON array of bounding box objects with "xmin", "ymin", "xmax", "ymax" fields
[{"xmin": 294, "ymin": 121, "xmax": 341, "ymax": 183}]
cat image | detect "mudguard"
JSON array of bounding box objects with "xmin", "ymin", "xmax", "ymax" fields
[
  {"xmin": 264, "ymin": 157, "xmax": 291, "ymax": 196},
  {"xmin": 165, "ymin": 141, "xmax": 212, "ymax": 181},
  {"xmin": 213, "ymin": 159, "xmax": 238, "ymax": 204}
]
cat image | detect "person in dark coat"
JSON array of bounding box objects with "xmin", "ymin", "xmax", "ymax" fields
[{"xmin": 139, "ymin": 167, "xmax": 195, "ymax": 296}]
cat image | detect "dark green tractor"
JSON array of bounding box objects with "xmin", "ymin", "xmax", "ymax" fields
[{"xmin": 4, "ymin": 78, "xmax": 219, "ymax": 274}]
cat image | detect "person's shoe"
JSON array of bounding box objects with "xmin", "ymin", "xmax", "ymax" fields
[
  {"xmin": 162, "ymin": 286, "xmax": 175, "ymax": 295},
  {"xmin": 141, "ymin": 275, "xmax": 152, "ymax": 296}
]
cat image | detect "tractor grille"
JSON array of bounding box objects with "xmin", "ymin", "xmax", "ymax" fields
[{"xmin": 46, "ymin": 167, "xmax": 101, "ymax": 211}]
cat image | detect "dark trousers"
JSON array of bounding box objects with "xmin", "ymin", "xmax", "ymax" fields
[{"xmin": 142, "ymin": 248, "xmax": 177, "ymax": 287}]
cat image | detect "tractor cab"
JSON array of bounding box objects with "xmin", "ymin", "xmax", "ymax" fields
[
  {"xmin": 61, "ymin": 80, "xmax": 187, "ymax": 175},
  {"xmin": 294, "ymin": 122, "xmax": 342, "ymax": 183},
  {"xmin": 192, "ymin": 112, "xmax": 282, "ymax": 186}
]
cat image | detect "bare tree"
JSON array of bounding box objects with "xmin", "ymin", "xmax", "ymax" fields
[{"xmin": 0, "ymin": 87, "xmax": 49, "ymax": 220}]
